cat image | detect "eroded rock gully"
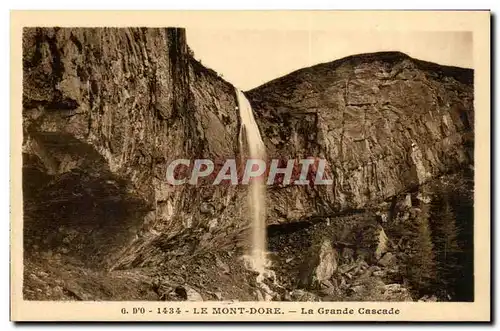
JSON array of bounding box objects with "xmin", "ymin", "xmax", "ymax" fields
[{"xmin": 22, "ymin": 28, "xmax": 473, "ymax": 301}]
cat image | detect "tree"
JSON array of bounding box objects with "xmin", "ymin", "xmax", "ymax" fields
[
  {"xmin": 430, "ymin": 197, "xmax": 462, "ymax": 300},
  {"xmin": 404, "ymin": 203, "xmax": 436, "ymax": 295}
]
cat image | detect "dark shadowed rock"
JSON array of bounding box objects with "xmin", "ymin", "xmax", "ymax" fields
[{"xmin": 22, "ymin": 27, "xmax": 245, "ymax": 269}]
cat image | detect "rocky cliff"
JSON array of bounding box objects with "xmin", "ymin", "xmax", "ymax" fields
[
  {"xmin": 22, "ymin": 27, "xmax": 246, "ymax": 270},
  {"xmin": 22, "ymin": 28, "xmax": 474, "ymax": 301},
  {"xmin": 247, "ymin": 52, "xmax": 473, "ymax": 224}
]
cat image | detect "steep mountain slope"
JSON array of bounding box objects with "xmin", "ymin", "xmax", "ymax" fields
[
  {"xmin": 22, "ymin": 28, "xmax": 249, "ymax": 271},
  {"xmin": 247, "ymin": 51, "xmax": 473, "ymax": 224}
]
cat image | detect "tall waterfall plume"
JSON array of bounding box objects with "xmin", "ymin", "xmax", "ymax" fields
[{"xmin": 235, "ymin": 89, "xmax": 273, "ymax": 284}]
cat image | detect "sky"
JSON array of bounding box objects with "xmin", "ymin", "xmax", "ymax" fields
[{"xmin": 186, "ymin": 30, "xmax": 472, "ymax": 91}]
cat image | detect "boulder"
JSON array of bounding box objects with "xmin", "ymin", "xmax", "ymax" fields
[
  {"xmin": 381, "ymin": 283, "xmax": 413, "ymax": 301},
  {"xmin": 200, "ymin": 203, "xmax": 215, "ymax": 215},
  {"xmin": 378, "ymin": 252, "xmax": 396, "ymax": 267},
  {"xmin": 174, "ymin": 286, "xmax": 203, "ymax": 302},
  {"xmin": 418, "ymin": 295, "xmax": 438, "ymax": 302},
  {"xmin": 215, "ymin": 257, "xmax": 230, "ymax": 275},
  {"xmin": 315, "ymin": 240, "xmax": 338, "ymax": 282},
  {"xmin": 351, "ymin": 285, "xmax": 366, "ymax": 294},
  {"xmin": 298, "ymin": 239, "xmax": 338, "ymax": 288},
  {"xmin": 373, "ymin": 270, "xmax": 387, "ymax": 277},
  {"xmin": 374, "ymin": 226, "xmax": 389, "ymax": 260},
  {"xmin": 290, "ymin": 289, "xmax": 321, "ymax": 302}
]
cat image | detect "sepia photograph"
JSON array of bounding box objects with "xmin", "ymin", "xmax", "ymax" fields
[{"xmin": 10, "ymin": 10, "xmax": 490, "ymax": 322}]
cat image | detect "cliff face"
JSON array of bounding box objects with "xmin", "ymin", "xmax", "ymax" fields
[
  {"xmin": 22, "ymin": 27, "xmax": 244, "ymax": 269},
  {"xmin": 247, "ymin": 52, "xmax": 473, "ymax": 224},
  {"xmin": 22, "ymin": 29, "xmax": 474, "ymax": 301}
]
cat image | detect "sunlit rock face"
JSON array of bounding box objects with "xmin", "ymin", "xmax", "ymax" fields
[{"xmin": 247, "ymin": 51, "xmax": 473, "ymax": 224}]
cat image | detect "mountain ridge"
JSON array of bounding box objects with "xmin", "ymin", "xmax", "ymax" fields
[{"xmin": 247, "ymin": 51, "xmax": 473, "ymax": 94}]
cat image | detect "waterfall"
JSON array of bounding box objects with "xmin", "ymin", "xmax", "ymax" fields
[{"xmin": 235, "ymin": 89, "xmax": 271, "ymax": 283}]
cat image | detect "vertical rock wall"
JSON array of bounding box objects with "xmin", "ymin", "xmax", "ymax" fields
[{"xmin": 22, "ymin": 27, "xmax": 243, "ymax": 268}]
